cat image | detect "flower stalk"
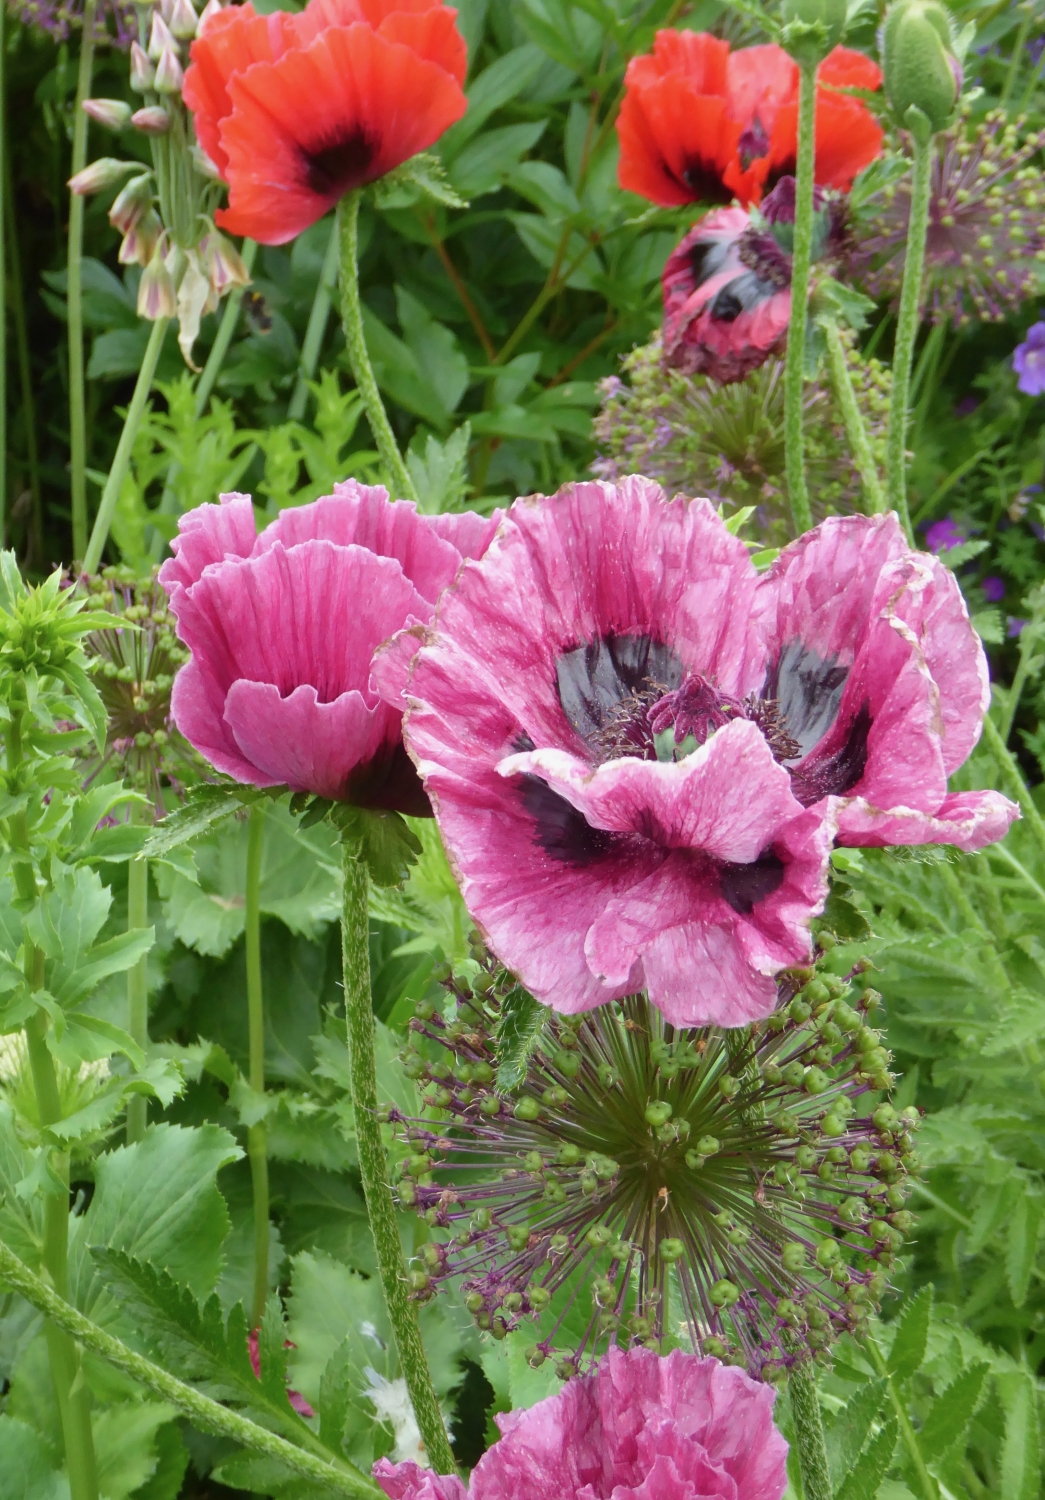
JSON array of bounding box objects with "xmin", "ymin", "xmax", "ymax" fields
[
  {"xmin": 83, "ymin": 313, "xmax": 170, "ymax": 574},
  {"xmin": 193, "ymin": 238, "xmax": 258, "ymax": 418},
  {"xmin": 245, "ymin": 803, "xmax": 269, "ymax": 1330},
  {"xmin": 788, "ymin": 1364, "xmax": 832, "ymax": 1500},
  {"xmin": 0, "ymin": 1235, "xmax": 384, "ymax": 1500},
  {"xmin": 340, "ymin": 836, "xmax": 455, "ymax": 1475},
  {"xmin": 289, "ymin": 219, "xmax": 340, "ymax": 420},
  {"xmin": 125, "ymin": 806, "xmax": 149, "ymax": 1144},
  {"xmin": 336, "ymin": 190, "xmax": 418, "ymax": 503},
  {"xmin": 783, "ymin": 58, "xmax": 817, "ymax": 536},
  {"xmin": 822, "ymin": 321, "xmax": 886, "ymax": 513},
  {"xmin": 0, "ymin": 0, "xmax": 6, "ymax": 550},
  {"xmin": 69, "ymin": 0, "xmax": 99, "ymax": 562},
  {"xmin": 886, "ymin": 118, "xmax": 934, "ymax": 541}
]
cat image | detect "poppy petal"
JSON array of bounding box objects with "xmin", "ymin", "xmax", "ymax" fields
[
  {"xmin": 811, "ymin": 92, "xmax": 885, "ymax": 190},
  {"xmin": 184, "ymin": 4, "xmax": 299, "ymax": 173},
  {"xmin": 215, "ymin": 22, "xmax": 466, "ymax": 243},
  {"xmin": 618, "ymin": 76, "xmax": 740, "ymax": 205},
  {"xmin": 377, "ymin": 5, "xmax": 467, "ymax": 85},
  {"xmin": 818, "ymin": 45, "xmax": 882, "ymax": 91}
]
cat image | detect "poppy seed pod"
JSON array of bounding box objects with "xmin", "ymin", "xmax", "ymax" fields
[
  {"xmin": 780, "ymin": 0, "xmax": 848, "ymax": 63},
  {"xmin": 882, "ymin": 0, "xmax": 961, "ymax": 134}
]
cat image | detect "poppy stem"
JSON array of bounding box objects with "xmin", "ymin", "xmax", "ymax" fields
[
  {"xmin": 0, "ymin": 1236, "xmax": 384, "ymax": 1500},
  {"xmin": 337, "ymin": 190, "xmax": 419, "ymax": 503},
  {"xmin": 339, "ymin": 835, "xmax": 457, "ymax": 1476},
  {"xmin": 125, "ymin": 803, "xmax": 149, "ymax": 1145},
  {"xmin": 246, "ymin": 804, "xmax": 269, "ymax": 1331},
  {"xmin": 886, "ymin": 122, "xmax": 934, "ymax": 543},
  {"xmin": 288, "ymin": 220, "xmax": 341, "ymax": 420},
  {"xmin": 783, "ymin": 58, "xmax": 817, "ymax": 538},
  {"xmin": 788, "ymin": 1363, "xmax": 831, "ymax": 1500},
  {"xmin": 822, "ymin": 320, "xmax": 886, "ymax": 513},
  {"xmin": 82, "ymin": 315, "xmax": 169, "ymax": 575},
  {"xmin": 69, "ymin": 0, "xmax": 98, "ymax": 563}
]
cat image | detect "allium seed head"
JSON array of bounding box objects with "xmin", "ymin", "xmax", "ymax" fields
[{"xmin": 389, "ymin": 954, "xmax": 914, "ymax": 1382}]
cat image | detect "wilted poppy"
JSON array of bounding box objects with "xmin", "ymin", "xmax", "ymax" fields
[{"xmin": 183, "ymin": 0, "xmax": 468, "ymax": 244}]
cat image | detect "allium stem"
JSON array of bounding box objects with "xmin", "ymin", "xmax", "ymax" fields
[
  {"xmin": 5, "ymin": 137, "xmax": 43, "ymax": 561},
  {"xmin": 823, "ymin": 322, "xmax": 886, "ymax": 514},
  {"xmin": 886, "ymin": 125, "xmax": 934, "ymax": 543},
  {"xmin": 788, "ymin": 1363, "xmax": 831, "ymax": 1500},
  {"xmin": 981, "ymin": 712, "xmax": 1045, "ymax": 865},
  {"xmin": 245, "ymin": 803, "xmax": 270, "ymax": 1331},
  {"xmin": 865, "ymin": 1334, "xmax": 937, "ymax": 1500},
  {"xmin": 0, "ymin": 0, "xmax": 6, "ymax": 551},
  {"xmin": 82, "ymin": 314, "xmax": 169, "ymax": 574},
  {"xmin": 0, "ymin": 1235, "xmax": 384, "ymax": 1500},
  {"xmin": 125, "ymin": 807, "xmax": 149, "ymax": 1145},
  {"xmin": 783, "ymin": 58, "xmax": 817, "ymax": 537},
  {"xmin": 336, "ymin": 190, "xmax": 418, "ymax": 503},
  {"xmin": 69, "ymin": 0, "xmax": 98, "ymax": 562},
  {"xmin": 340, "ymin": 836, "xmax": 455, "ymax": 1474},
  {"xmin": 289, "ymin": 219, "xmax": 340, "ymax": 421},
  {"xmin": 193, "ymin": 238, "xmax": 258, "ymax": 419}
]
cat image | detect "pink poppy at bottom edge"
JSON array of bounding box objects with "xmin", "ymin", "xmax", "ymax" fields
[{"xmin": 374, "ymin": 1347, "xmax": 788, "ymax": 1500}]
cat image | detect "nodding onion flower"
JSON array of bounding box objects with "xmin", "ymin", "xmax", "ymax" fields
[{"xmin": 386, "ymin": 951, "xmax": 917, "ymax": 1384}]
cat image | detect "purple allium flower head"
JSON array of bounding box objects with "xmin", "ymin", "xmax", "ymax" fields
[
  {"xmin": 981, "ymin": 575, "xmax": 1006, "ymax": 603},
  {"xmin": 925, "ymin": 516, "xmax": 965, "ymax": 553},
  {"xmin": 853, "ymin": 107, "xmax": 1045, "ymax": 325},
  {"xmin": 12, "ymin": 0, "xmax": 136, "ymax": 47},
  {"xmin": 1014, "ymin": 322, "xmax": 1045, "ymax": 396}
]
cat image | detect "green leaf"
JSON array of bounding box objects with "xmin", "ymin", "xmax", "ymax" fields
[
  {"xmin": 1007, "ymin": 1191, "xmax": 1044, "ymax": 1308},
  {"xmin": 496, "ymin": 987, "xmax": 548, "ymax": 1089},
  {"xmin": 818, "ymin": 888, "xmax": 873, "ymax": 942},
  {"xmin": 318, "ymin": 1338, "xmax": 354, "ymax": 1457},
  {"xmin": 93, "ymin": 1402, "xmax": 178, "ymax": 1500},
  {"xmin": 0, "ymin": 1416, "xmax": 65, "ymax": 1500},
  {"xmin": 920, "ymin": 1363, "xmax": 990, "ymax": 1461},
  {"xmin": 372, "ymin": 151, "xmax": 468, "ymax": 210},
  {"xmin": 24, "ymin": 864, "xmax": 153, "ymax": 1013},
  {"xmin": 439, "ymin": 43, "xmax": 546, "ymax": 158},
  {"xmin": 330, "ymin": 807, "xmax": 422, "ymax": 888},
  {"xmin": 826, "ymin": 1377, "xmax": 888, "ymax": 1488},
  {"xmin": 887, "ymin": 1285, "xmax": 933, "ymax": 1380},
  {"xmin": 1001, "ymin": 1374, "xmax": 1041, "ymax": 1500},
  {"xmin": 132, "ymin": 1422, "xmax": 189, "ymax": 1500},
  {"xmin": 835, "ymin": 1417, "xmax": 899, "ymax": 1500},
  {"xmin": 142, "ymin": 783, "xmax": 268, "ymax": 858},
  {"xmin": 70, "ymin": 1123, "xmax": 241, "ymax": 1322}
]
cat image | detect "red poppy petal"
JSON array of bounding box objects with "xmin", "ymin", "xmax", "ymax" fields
[
  {"xmin": 721, "ymin": 153, "xmax": 771, "ymax": 206},
  {"xmin": 818, "ymin": 45, "xmax": 882, "ymax": 92},
  {"xmin": 618, "ymin": 75, "xmax": 738, "ymax": 206},
  {"xmin": 292, "ymin": 0, "xmax": 450, "ymax": 45},
  {"xmin": 649, "ymin": 27, "xmax": 730, "ymax": 92},
  {"xmin": 813, "ymin": 93, "xmax": 884, "ymax": 188},
  {"xmin": 617, "ymin": 89, "xmax": 695, "ymax": 205},
  {"xmin": 215, "ymin": 23, "xmax": 466, "ymax": 244},
  {"xmin": 377, "ymin": 5, "xmax": 467, "ymax": 84},
  {"xmin": 725, "ymin": 43, "xmax": 797, "ymax": 132},
  {"xmin": 185, "ymin": 4, "xmax": 298, "ymax": 172}
]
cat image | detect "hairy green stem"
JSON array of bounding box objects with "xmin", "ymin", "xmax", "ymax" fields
[
  {"xmin": 886, "ymin": 124, "xmax": 934, "ymax": 541},
  {"xmin": 783, "ymin": 59, "xmax": 817, "ymax": 537},
  {"xmin": 193, "ymin": 239, "xmax": 257, "ymax": 420},
  {"xmin": 0, "ymin": 1237, "xmax": 383, "ymax": 1500},
  {"xmin": 340, "ymin": 838, "xmax": 455, "ymax": 1474},
  {"xmin": 68, "ymin": 0, "xmax": 98, "ymax": 562},
  {"xmin": 245, "ymin": 805, "xmax": 269, "ymax": 1330},
  {"xmin": 823, "ymin": 321, "xmax": 886, "ymax": 514},
  {"xmin": 981, "ymin": 713, "xmax": 1045, "ymax": 865},
  {"xmin": 337, "ymin": 191, "xmax": 418, "ymax": 502},
  {"xmin": 82, "ymin": 315, "xmax": 169, "ymax": 574},
  {"xmin": 5, "ymin": 138, "xmax": 43, "ymax": 560},
  {"xmin": 866, "ymin": 1334, "xmax": 938, "ymax": 1500},
  {"xmin": 289, "ymin": 221, "xmax": 339, "ymax": 421},
  {"xmin": 788, "ymin": 1364, "xmax": 831, "ymax": 1500},
  {"xmin": 125, "ymin": 809, "xmax": 149, "ymax": 1144},
  {"xmin": 0, "ymin": 1, "xmax": 6, "ymax": 549}
]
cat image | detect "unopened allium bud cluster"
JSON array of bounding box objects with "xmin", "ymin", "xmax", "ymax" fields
[{"xmin": 386, "ymin": 950, "xmax": 915, "ymax": 1383}]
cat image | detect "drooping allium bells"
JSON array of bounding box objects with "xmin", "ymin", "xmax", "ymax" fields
[{"xmin": 399, "ymin": 481, "xmax": 1017, "ymax": 1025}]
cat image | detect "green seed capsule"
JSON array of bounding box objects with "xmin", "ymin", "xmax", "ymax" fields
[
  {"xmin": 514, "ymin": 1096, "xmax": 541, "ymax": 1121},
  {"xmin": 659, "ymin": 1237, "xmax": 686, "ymax": 1262},
  {"xmin": 644, "ymin": 1100, "xmax": 673, "ymax": 1127},
  {"xmin": 709, "ymin": 1278, "xmax": 740, "ymax": 1307}
]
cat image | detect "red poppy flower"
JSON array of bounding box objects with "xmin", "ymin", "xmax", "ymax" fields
[
  {"xmin": 183, "ymin": 0, "xmax": 468, "ymax": 245},
  {"xmin": 617, "ymin": 32, "xmax": 883, "ymax": 209}
]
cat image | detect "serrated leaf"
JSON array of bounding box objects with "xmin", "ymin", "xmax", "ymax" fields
[
  {"xmin": 0, "ymin": 1415, "xmax": 65, "ymax": 1500},
  {"xmin": 93, "ymin": 1401, "xmax": 177, "ymax": 1500},
  {"xmin": 1002, "ymin": 1374, "xmax": 1041, "ymax": 1500},
  {"xmin": 819, "ymin": 889, "xmax": 872, "ymax": 942},
  {"xmin": 330, "ymin": 807, "xmax": 422, "ymax": 888},
  {"xmin": 887, "ymin": 1286, "xmax": 933, "ymax": 1380},
  {"xmin": 372, "ymin": 151, "xmax": 469, "ymax": 210},
  {"xmin": 826, "ymin": 1377, "xmax": 888, "ymax": 1487},
  {"xmin": 319, "ymin": 1338, "xmax": 354, "ymax": 1456},
  {"xmin": 835, "ymin": 1417, "xmax": 898, "ymax": 1500},
  {"xmin": 142, "ymin": 783, "xmax": 268, "ymax": 858},
  {"xmin": 496, "ymin": 987, "xmax": 547, "ymax": 1089},
  {"xmin": 1007, "ymin": 1192, "xmax": 1044, "ymax": 1308},
  {"xmin": 920, "ymin": 1362, "xmax": 990, "ymax": 1461}
]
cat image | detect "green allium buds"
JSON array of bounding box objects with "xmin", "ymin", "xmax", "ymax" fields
[{"xmin": 882, "ymin": 0, "xmax": 962, "ymax": 135}]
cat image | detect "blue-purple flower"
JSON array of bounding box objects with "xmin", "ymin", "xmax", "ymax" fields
[
  {"xmin": 924, "ymin": 516, "xmax": 964, "ymax": 553},
  {"xmin": 1014, "ymin": 322, "xmax": 1045, "ymax": 397}
]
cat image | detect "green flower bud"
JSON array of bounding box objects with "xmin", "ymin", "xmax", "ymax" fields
[
  {"xmin": 782, "ymin": 0, "xmax": 848, "ymax": 64},
  {"xmin": 514, "ymin": 1096, "xmax": 541, "ymax": 1121},
  {"xmin": 883, "ymin": 0, "xmax": 961, "ymax": 135}
]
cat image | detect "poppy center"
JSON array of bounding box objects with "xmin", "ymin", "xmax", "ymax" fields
[
  {"xmin": 680, "ymin": 157, "xmax": 733, "ymax": 204},
  {"xmin": 737, "ymin": 118, "xmax": 770, "ymax": 170},
  {"xmin": 301, "ymin": 128, "xmax": 376, "ymax": 198}
]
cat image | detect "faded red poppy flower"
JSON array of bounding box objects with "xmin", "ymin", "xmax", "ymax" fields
[
  {"xmin": 183, "ymin": 0, "xmax": 468, "ymax": 245},
  {"xmin": 617, "ymin": 32, "xmax": 883, "ymax": 209}
]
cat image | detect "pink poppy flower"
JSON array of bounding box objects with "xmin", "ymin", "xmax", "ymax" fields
[
  {"xmin": 158, "ymin": 482, "xmax": 499, "ymax": 811},
  {"xmin": 374, "ymin": 1346, "xmax": 787, "ymax": 1500},
  {"xmin": 399, "ymin": 483, "xmax": 1017, "ymax": 1025}
]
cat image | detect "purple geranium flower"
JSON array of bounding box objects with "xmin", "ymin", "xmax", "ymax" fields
[
  {"xmin": 925, "ymin": 516, "xmax": 964, "ymax": 553},
  {"xmin": 399, "ymin": 483, "xmax": 1017, "ymax": 1028},
  {"xmin": 981, "ymin": 575, "xmax": 1006, "ymax": 602},
  {"xmin": 1014, "ymin": 322, "xmax": 1045, "ymax": 396}
]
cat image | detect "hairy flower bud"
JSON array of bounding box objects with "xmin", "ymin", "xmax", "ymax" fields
[
  {"xmin": 81, "ymin": 97, "xmax": 133, "ymax": 131},
  {"xmin": 131, "ymin": 106, "xmax": 172, "ymax": 135},
  {"xmin": 154, "ymin": 42, "xmax": 185, "ymax": 95},
  {"xmin": 781, "ymin": 0, "xmax": 847, "ymax": 62},
  {"xmin": 169, "ymin": 0, "xmax": 197, "ymax": 40},
  {"xmin": 882, "ymin": 0, "xmax": 961, "ymax": 134},
  {"xmin": 137, "ymin": 245, "xmax": 177, "ymax": 320},
  {"xmin": 68, "ymin": 157, "xmax": 138, "ymax": 196},
  {"xmin": 130, "ymin": 40, "xmax": 156, "ymax": 92},
  {"xmin": 147, "ymin": 10, "xmax": 175, "ymax": 60},
  {"xmin": 108, "ymin": 173, "xmax": 152, "ymax": 233}
]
